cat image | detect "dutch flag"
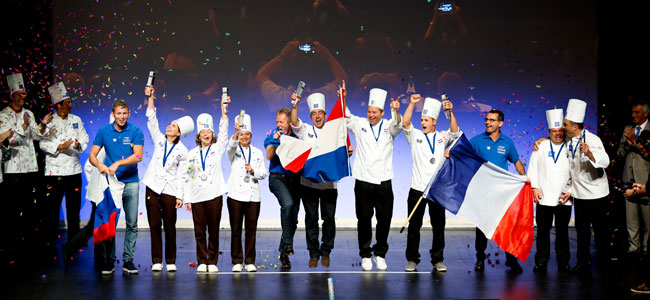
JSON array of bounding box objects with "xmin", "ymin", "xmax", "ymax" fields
[{"xmin": 425, "ymin": 133, "xmax": 534, "ymax": 261}]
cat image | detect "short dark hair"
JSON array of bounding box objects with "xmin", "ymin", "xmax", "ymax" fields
[
  {"xmin": 112, "ymin": 100, "xmax": 129, "ymax": 112},
  {"xmin": 487, "ymin": 109, "xmax": 504, "ymax": 122},
  {"xmin": 276, "ymin": 107, "xmax": 291, "ymax": 119}
]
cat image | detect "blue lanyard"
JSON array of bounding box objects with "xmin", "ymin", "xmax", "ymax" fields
[
  {"xmin": 568, "ymin": 131, "xmax": 585, "ymax": 159},
  {"xmin": 549, "ymin": 142, "xmax": 565, "ymax": 164},
  {"xmin": 369, "ymin": 120, "xmax": 384, "ymax": 142},
  {"xmin": 424, "ymin": 132, "xmax": 437, "ymax": 154},
  {"xmin": 200, "ymin": 145, "xmax": 212, "ymax": 171},
  {"xmin": 162, "ymin": 141, "xmax": 177, "ymax": 167},
  {"xmin": 312, "ymin": 126, "xmax": 318, "ymax": 139},
  {"xmin": 239, "ymin": 144, "xmax": 251, "ymax": 164}
]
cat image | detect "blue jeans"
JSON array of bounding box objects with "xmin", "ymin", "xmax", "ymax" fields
[
  {"xmin": 106, "ymin": 181, "xmax": 139, "ymax": 262},
  {"xmin": 269, "ymin": 174, "xmax": 300, "ymax": 252}
]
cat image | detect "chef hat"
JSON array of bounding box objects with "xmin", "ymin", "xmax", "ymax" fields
[
  {"xmin": 48, "ymin": 82, "xmax": 70, "ymax": 105},
  {"xmin": 565, "ymin": 99, "xmax": 587, "ymax": 123},
  {"xmin": 422, "ymin": 97, "xmax": 442, "ymax": 120},
  {"xmin": 174, "ymin": 116, "xmax": 194, "ymax": 137},
  {"xmin": 196, "ymin": 113, "xmax": 214, "ymax": 133},
  {"xmin": 235, "ymin": 113, "xmax": 252, "ymax": 133},
  {"xmin": 307, "ymin": 93, "xmax": 326, "ymax": 113},
  {"xmin": 368, "ymin": 88, "xmax": 388, "ymax": 110},
  {"xmin": 7, "ymin": 73, "xmax": 25, "ymax": 95},
  {"xmin": 546, "ymin": 108, "xmax": 563, "ymax": 129}
]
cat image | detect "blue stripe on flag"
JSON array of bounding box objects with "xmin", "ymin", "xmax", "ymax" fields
[{"xmin": 303, "ymin": 145, "xmax": 349, "ymax": 183}]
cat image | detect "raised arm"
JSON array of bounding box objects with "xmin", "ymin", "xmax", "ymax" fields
[{"xmin": 402, "ymin": 94, "xmax": 422, "ymax": 130}]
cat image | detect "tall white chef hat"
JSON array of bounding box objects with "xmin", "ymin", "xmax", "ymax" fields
[
  {"xmin": 174, "ymin": 116, "xmax": 194, "ymax": 137},
  {"xmin": 235, "ymin": 113, "xmax": 252, "ymax": 133},
  {"xmin": 546, "ymin": 108, "xmax": 564, "ymax": 129},
  {"xmin": 307, "ymin": 93, "xmax": 326, "ymax": 113},
  {"xmin": 565, "ymin": 99, "xmax": 587, "ymax": 123},
  {"xmin": 7, "ymin": 73, "xmax": 25, "ymax": 95},
  {"xmin": 48, "ymin": 82, "xmax": 70, "ymax": 105},
  {"xmin": 422, "ymin": 97, "xmax": 442, "ymax": 120},
  {"xmin": 368, "ymin": 88, "xmax": 388, "ymax": 110},
  {"xmin": 196, "ymin": 113, "xmax": 214, "ymax": 133}
]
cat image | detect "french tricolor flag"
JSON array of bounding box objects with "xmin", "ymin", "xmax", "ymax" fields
[
  {"xmin": 277, "ymin": 89, "xmax": 351, "ymax": 183},
  {"xmin": 84, "ymin": 151, "xmax": 123, "ymax": 245},
  {"xmin": 425, "ymin": 133, "xmax": 534, "ymax": 262}
]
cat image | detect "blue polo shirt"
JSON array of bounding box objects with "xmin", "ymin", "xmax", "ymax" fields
[
  {"xmin": 93, "ymin": 122, "xmax": 145, "ymax": 182},
  {"xmin": 469, "ymin": 132, "xmax": 519, "ymax": 170},
  {"xmin": 264, "ymin": 127, "xmax": 298, "ymax": 175}
]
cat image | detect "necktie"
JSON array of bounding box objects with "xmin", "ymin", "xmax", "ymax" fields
[{"xmin": 636, "ymin": 126, "xmax": 642, "ymax": 139}]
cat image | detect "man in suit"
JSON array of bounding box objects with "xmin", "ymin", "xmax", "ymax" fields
[{"xmin": 618, "ymin": 100, "xmax": 650, "ymax": 257}]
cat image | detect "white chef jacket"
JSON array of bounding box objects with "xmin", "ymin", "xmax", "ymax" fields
[
  {"xmin": 403, "ymin": 126, "xmax": 460, "ymax": 192},
  {"xmin": 141, "ymin": 108, "xmax": 189, "ymax": 200},
  {"xmin": 567, "ymin": 129, "xmax": 610, "ymax": 199},
  {"xmin": 346, "ymin": 111, "xmax": 402, "ymax": 185},
  {"xmin": 527, "ymin": 139, "xmax": 572, "ymax": 206},
  {"xmin": 39, "ymin": 113, "xmax": 89, "ymax": 176},
  {"xmin": 291, "ymin": 119, "xmax": 337, "ymax": 190},
  {"xmin": 0, "ymin": 106, "xmax": 49, "ymax": 173},
  {"xmin": 225, "ymin": 138, "xmax": 267, "ymax": 202},
  {"xmin": 183, "ymin": 118, "xmax": 228, "ymax": 203}
]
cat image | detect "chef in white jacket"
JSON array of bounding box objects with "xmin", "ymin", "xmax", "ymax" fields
[
  {"xmin": 40, "ymin": 81, "xmax": 89, "ymax": 250},
  {"xmin": 344, "ymin": 86, "xmax": 402, "ymax": 271},
  {"xmin": 563, "ymin": 98, "xmax": 610, "ymax": 273},
  {"xmin": 141, "ymin": 86, "xmax": 192, "ymax": 272},
  {"xmin": 527, "ymin": 108, "xmax": 573, "ymax": 273},
  {"xmin": 184, "ymin": 98, "xmax": 230, "ymax": 273},
  {"xmin": 226, "ymin": 113, "xmax": 267, "ymax": 272}
]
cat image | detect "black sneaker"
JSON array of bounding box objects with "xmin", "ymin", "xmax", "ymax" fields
[
  {"xmin": 474, "ymin": 260, "xmax": 485, "ymax": 272},
  {"xmin": 283, "ymin": 244, "xmax": 295, "ymax": 256},
  {"xmin": 631, "ymin": 283, "xmax": 650, "ymax": 294},
  {"xmin": 532, "ymin": 264, "xmax": 547, "ymax": 273},
  {"xmin": 101, "ymin": 262, "xmax": 115, "ymax": 275},
  {"xmin": 505, "ymin": 258, "xmax": 523, "ymax": 273},
  {"xmin": 280, "ymin": 253, "xmax": 291, "ymax": 269},
  {"xmin": 122, "ymin": 261, "xmax": 139, "ymax": 274}
]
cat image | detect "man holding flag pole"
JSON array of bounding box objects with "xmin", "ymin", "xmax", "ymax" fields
[{"xmin": 400, "ymin": 94, "xmax": 460, "ymax": 272}]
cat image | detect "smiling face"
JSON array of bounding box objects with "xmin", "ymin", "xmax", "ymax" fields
[
  {"xmin": 562, "ymin": 118, "xmax": 579, "ymax": 138},
  {"xmin": 199, "ymin": 129, "xmax": 214, "ymax": 147},
  {"xmin": 484, "ymin": 112, "xmax": 503, "ymax": 135},
  {"xmin": 631, "ymin": 104, "xmax": 649, "ymax": 126},
  {"xmin": 56, "ymin": 98, "xmax": 72, "ymax": 117},
  {"xmin": 112, "ymin": 106, "xmax": 130, "ymax": 128},
  {"xmin": 239, "ymin": 131, "xmax": 252, "ymax": 147},
  {"xmin": 166, "ymin": 121, "xmax": 181, "ymax": 140},
  {"xmin": 276, "ymin": 112, "xmax": 290, "ymax": 133},
  {"xmin": 311, "ymin": 109, "xmax": 326, "ymax": 129},
  {"xmin": 549, "ymin": 128, "xmax": 565, "ymax": 143},
  {"xmin": 421, "ymin": 115, "xmax": 437, "ymax": 134},
  {"xmin": 10, "ymin": 90, "xmax": 26, "ymax": 109},
  {"xmin": 367, "ymin": 106, "xmax": 384, "ymax": 126}
]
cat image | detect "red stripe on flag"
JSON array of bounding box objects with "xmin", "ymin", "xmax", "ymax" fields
[
  {"xmin": 491, "ymin": 183, "xmax": 534, "ymax": 262},
  {"xmin": 284, "ymin": 148, "xmax": 311, "ymax": 173},
  {"xmin": 93, "ymin": 211, "xmax": 118, "ymax": 245}
]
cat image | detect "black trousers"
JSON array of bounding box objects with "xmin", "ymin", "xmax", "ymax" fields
[
  {"xmin": 535, "ymin": 204, "xmax": 572, "ymax": 267},
  {"xmin": 44, "ymin": 174, "xmax": 82, "ymax": 247},
  {"xmin": 476, "ymin": 228, "xmax": 518, "ymax": 263},
  {"xmin": 302, "ymin": 185, "xmax": 338, "ymax": 258},
  {"xmin": 355, "ymin": 179, "xmax": 393, "ymax": 258},
  {"xmin": 1, "ymin": 172, "xmax": 40, "ymax": 262},
  {"xmin": 574, "ymin": 197, "xmax": 609, "ymax": 264},
  {"xmin": 405, "ymin": 188, "xmax": 446, "ymax": 264}
]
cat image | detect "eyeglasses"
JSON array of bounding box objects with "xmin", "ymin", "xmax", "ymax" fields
[{"xmin": 484, "ymin": 118, "xmax": 499, "ymax": 122}]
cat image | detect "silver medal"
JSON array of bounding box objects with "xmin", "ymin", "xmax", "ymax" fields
[
  {"xmin": 430, "ymin": 157, "xmax": 436, "ymax": 164},
  {"xmin": 570, "ymin": 161, "xmax": 576, "ymax": 169},
  {"xmin": 201, "ymin": 174, "xmax": 208, "ymax": 181},
  {"xmin": 244, "ymin": 176, "xmax": 250, "ymax": 183}
]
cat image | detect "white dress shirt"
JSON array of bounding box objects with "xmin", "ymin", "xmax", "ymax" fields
[
  {"xmin": 346, "ymin": 111, "xmax": 402, "ymax": 185},
  {"xmin": 39, "ymin": 113, "xmax": 89, "ymax": 176},
  {"xmin": 141, "ymin": 108, "xmax": 189, "ymax": 200},
  {"xmin": 527, "ymin": 140, "xmax": 572, "ymax": 206},
  {"xmin": 183, "ymin": 118, "xmax": 229, "ymax": 203},
  {"xmin": 403, "ymin": 126, "xmax": 460, "ymax": 192},
  {"xmin": 291, "ymin": 119, "xmax": 337, "ymax": 190},
  {"xmin": 567, "ymin": 129, "xmax": 610, "ymax": 199},
  {"xmin": 225, "ymin": 138, "xmax": 267, "ymax": 202},
  {"xmin": 0, "ymin": 106, "xmax": 49, "ymax": 173}
]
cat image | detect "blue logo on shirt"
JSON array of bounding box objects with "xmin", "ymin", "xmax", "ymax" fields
[{"xmin": 73, "ymin": 123, "xmax": 79, "ymax": 129}]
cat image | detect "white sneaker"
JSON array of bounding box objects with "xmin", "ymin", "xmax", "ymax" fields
[
  {"xmin": 404, "ymin": 261, "xmax": 417, "ymax": 272},
  {"xmin": 244, "ymin": 264, "xmax": 257, "ymax": 272},
  {"xmin": 361, "ymin": 258, "xmax": 373, "ymax": 271},
  {"xmin": 166, "ymin": 264, "xmax": 177, "ymax": 272},
  {"xmin": 232, "ymin": 264, "xmax": 244, "ymax": 272},
  {"xmin": 151, "ymin": 263, "xmax": 163, "ymax": 272},
  {"xmin": 434, "ymin": 262, "xmax": 447, "ymax": 272},
  {"xmin": 208, "ymin": 264, "xmax": 219, "ymax": 273},
  {"xmin": 197, "ymin": 264, "xmax": 208, "ymax": 273},
  {"xmin": 374, "ymin": 256, "xmax": 387, "ymax": 271}
]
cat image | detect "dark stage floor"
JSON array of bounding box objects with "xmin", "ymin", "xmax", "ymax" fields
[{"xmin": 3, "ymin": 228, "xmax": 649, "ymax": 300}]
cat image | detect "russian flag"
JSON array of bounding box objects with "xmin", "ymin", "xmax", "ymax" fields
[
  {"xmin": 425, "ymin": 133, "xmax": 534, "ymax": 262},
  {"xmin": 277, "ymin": 90, "xmax": 350, "ymax": 182}
]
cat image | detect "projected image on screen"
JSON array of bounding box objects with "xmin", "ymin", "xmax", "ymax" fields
[{"xmin": 51, "ymin": 0, "xmax": 596, "ymax": 224}]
